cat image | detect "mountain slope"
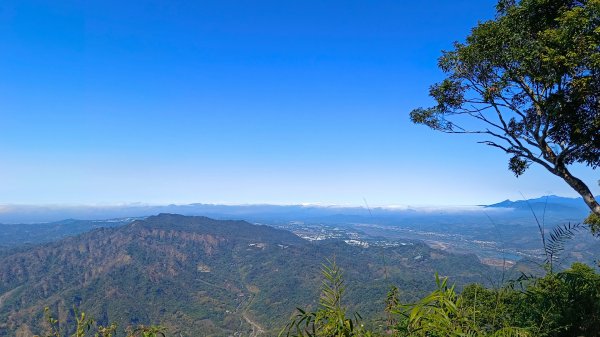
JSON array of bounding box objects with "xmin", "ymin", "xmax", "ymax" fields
[
  {"xmin": 0, "ymin": 218, "xmax": 138, "ymax": 250},
  {"xmin": 0, "ymin": 214, "xmax": 498, "ymax": 337}
]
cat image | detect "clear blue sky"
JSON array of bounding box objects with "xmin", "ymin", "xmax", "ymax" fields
[{"xmin": 1, "ymin": 0, "xmax": 597, "ymax": 206}]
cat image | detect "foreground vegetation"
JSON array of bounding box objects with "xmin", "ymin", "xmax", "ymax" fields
[
  {"xmin": 35, "ymin": 308, "xmax": 166, "ymax": 337},
  {"xmin": 279, "ymin": 260, "xmax": 600, "ymax": 337}
]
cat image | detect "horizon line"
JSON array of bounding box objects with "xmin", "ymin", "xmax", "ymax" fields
[{"xmin": 0, "ymin": 193, "xmax": 583, "ymax": 209}]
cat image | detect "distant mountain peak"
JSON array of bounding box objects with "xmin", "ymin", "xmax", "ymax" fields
[{"xmin": 486, "ymin": 195, "xmax": 593, "ymax": 215}]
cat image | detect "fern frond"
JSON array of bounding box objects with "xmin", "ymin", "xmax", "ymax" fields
[
  {"xmin": 491, "ymin": 327, "xmax": 531, "ymax": 337},
  {"xmin": 544, "ymin": 222, "xmax": 585, "ymax": 267}
]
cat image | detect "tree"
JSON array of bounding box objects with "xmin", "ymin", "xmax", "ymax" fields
[
  {"xmin": 409, "ymin": 0, "xmax": 600, "ymax": 229},
  {"xmin": 279, "ymin": 259, "xmax": 370, "ymax": 337},
  {"xmin": 460, "ymin": 263, "xmax": 600, "ymax": 337},
  {"xmin": 391, "ymin": 274, "xmax": 530, "ymax": 337}
]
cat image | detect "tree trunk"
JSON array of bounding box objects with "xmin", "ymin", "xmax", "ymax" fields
[{"xmin": 555, "ymin": 165, "xmax": 600, "ymax": 216}]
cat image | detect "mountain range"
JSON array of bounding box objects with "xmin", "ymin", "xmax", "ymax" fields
[
  {"xmin": 0, "ymin": 196, "xmax": 597, "ymax": 336},
  {"xmin": 0, "ymin": 195, "xmax": 591, "ymax": 225},
  {"xmin": 486, "ymin": 195, "xmax": 595, "ymax": 212},
  {"xmin": 0, "ymin": 214, "xmax": 497, "ymax": 337}
]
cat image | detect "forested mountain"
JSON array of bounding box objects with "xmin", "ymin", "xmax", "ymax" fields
[
  {"xmin": 0, "ymin": 214, "xmax": 497, "ymax": 337},
  {"xmin": 0, "ymin": 218, "xmax": 138, "ymax": 250},
  {"xmin": 0, "ymin": 196, "xmax": 594, "ymax": 265}
]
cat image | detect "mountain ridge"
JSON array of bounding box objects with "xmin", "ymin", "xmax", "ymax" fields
[
  {"xmin": 0, "ymin": 214, "xmax": 497, "ymax": 337},
  {"xmin": 485, "ymin": 195, "xmax": 596, "ymax": 214}
]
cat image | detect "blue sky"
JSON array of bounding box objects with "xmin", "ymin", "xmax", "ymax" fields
[{"xmin": 1, "ymin": 0, "xmax": 598, "ymax": 206}]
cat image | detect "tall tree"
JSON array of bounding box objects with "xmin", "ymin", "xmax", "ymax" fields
[{"xmin": 410, "ymin": 0, "xmax": 600, "ymax": 229}]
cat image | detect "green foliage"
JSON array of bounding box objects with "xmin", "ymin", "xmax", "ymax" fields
[
  {"xmin": 34, "ymin": 308, "xmax": 166, "ymax": 337},
  {"xmin": 95, "ymin": 323, "xmax": 117, "ymax": 337},
  {"xmin": 384, "ymin": 286, "xmax": 400, "ymax": 328},
  {"xmin": 41, "ymin": 307, "xmax": 61, "ymax": 337},
  {"xmin": 460, "ymin": 263, "xmax": 600, "ymax": 337},
  {"xmin": 280, "ymin": 259, "xmax": 371, "ymax": 337},
  {"xmin": 584, "ymin": 212, "xmax": 600, "ymax": 234},
  {"xmin": 278, "ymin": 259, "xmax": 600, "ymax": 337},
  {"xmin": 125, "ymin": 326, "xmax": 167, "ymax": 337},
  {"xmin": 390, "ymin": 274, "xmax": 530, "ymax": 337},
  {"xmin": 383, "ymin": 263, "xmax": 600, "ymax": 337},
  {"xmin": 508, "ymin": 156, "xmax": 530, "ymax": 177},
  {"xmin": 544, "ymin": 222, "xmax": 586, "ymax": 271},
  {"xmin": 524, "ymin": 263, "xmax": 600, "ymax": 336}
]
